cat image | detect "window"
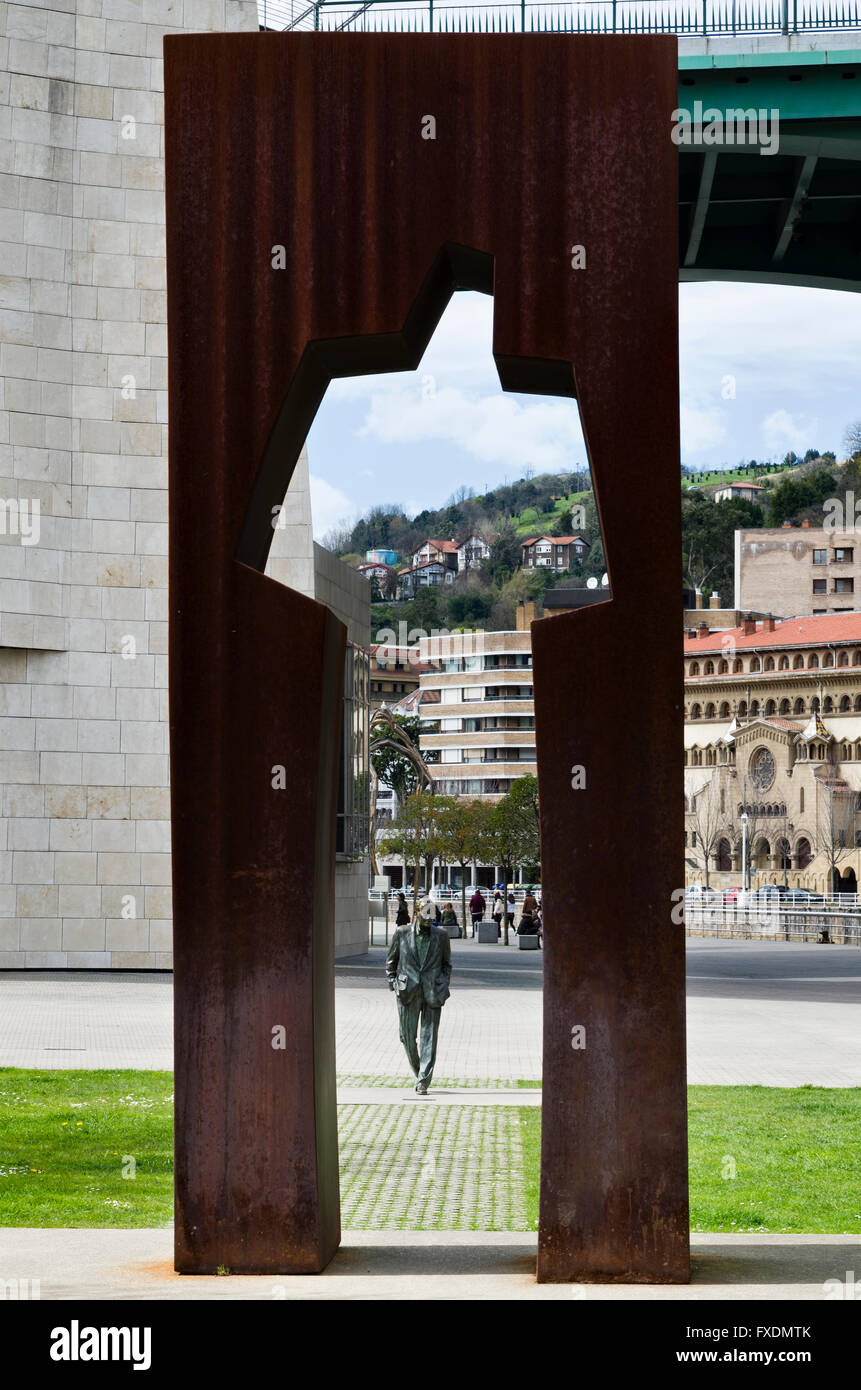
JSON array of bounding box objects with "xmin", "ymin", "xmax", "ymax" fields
[
  {"xmin": 834, "ymin": 547, "xmax": 854, "ymax": 562},
  {"xmin": 462, "ymin": 686, "xmax": 484, "ymax": 701},
  {"xmin": 764, "ymin": 657, "xmax": 775, "ymax": 671},
  {"xmin": 750, "ymin": 657, "xmax": 760, "ymax": 672},
  {"xmin": 812, "ymin": 578, "xmax": 827, "ymax": 594},
  {"xmin": 834, "ymin": 578, "xmax": 854, "ymax": 594},
  {"xmin": 799, "ymin": 788, "xmax": 804, "ymax": 812},
  {"xmin": 812, "ymin": 549, "xmax": 827, "ymax": 564},
  {"xmin": 336, "ymin": 644, "xmax": 369, "ymax": 861},
  {"xmin": 441, "ymin": 748, "xmax": 461, "ymax": 763},
  {"xmin": 808, "ymin": 654, "xmax": 819, "ymax": 669},
  {"xmin": 779, "ymin": 656, "xmax": 789, "ymax": 670},
  {"xmin": 823, "ymin": 651, "xmax": 834, "ymax": 667}
]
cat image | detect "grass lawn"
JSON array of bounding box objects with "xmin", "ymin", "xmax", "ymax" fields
[
  {"xmin": 1, "ymin": 1070, "xmax": 858, "ymax": 1232},
  {"xmin": 0, "ymin": 1069, "xmax": 173, "ymax": 1227},
  {"xmin": 519, "ymin": 1085, "xmax": 861, "ymax": 1233}
]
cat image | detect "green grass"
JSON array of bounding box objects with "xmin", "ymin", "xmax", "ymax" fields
[
  {"xmin": 519, "ymin": 1087, "xmax": 861, "ymax": 1233},
  {"xmin": 1, "ymin": 1071, "xmax": 858, "ymax": 1232},
  {"xmin": 0, "ymin": 1069, "xmax": 173, "ymax": 1227}
]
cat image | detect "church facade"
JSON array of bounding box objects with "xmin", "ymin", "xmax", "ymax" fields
[{"xmin": 684, "ymin": 612, "xmax": 861, "ymax": 893}]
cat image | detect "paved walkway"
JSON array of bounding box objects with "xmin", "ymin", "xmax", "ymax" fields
[
  {"xmin": 1, "ymin": 1228, "xmax": 857, "ymax": 1300},
  {"xmin": 1, "ymin": 937, "xmax": 860, "ymax": 1085}
]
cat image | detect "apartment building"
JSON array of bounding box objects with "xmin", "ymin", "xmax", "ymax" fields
[
  {"xmin": 735, "ymin": 523, "xmax": 861, "ymax": 616},
  {"xmin": 417, "ymin": 606, "xmax": 536, "ymax": 798}
]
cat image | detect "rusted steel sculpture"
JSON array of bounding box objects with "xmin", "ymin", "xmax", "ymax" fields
[{"xmin": 165, "ymin": 32, "xmax": 688, "ymax": 1280}]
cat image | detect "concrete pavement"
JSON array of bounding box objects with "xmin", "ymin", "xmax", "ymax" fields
[
  {"xmin": 1, "ymin": 937, "xmax": 860, "ymax": 1085},
  {"xmin": 1, "ymin": 1228, "xmax": 858, "ymax": 1300}
]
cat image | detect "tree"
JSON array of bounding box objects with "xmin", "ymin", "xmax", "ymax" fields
[
  {"xmin": 479, "ymin": 777, "xmax": 541, "ymax": 943},
  {"xmin": 483, "ymin": 518, "xmax": 522, "ymax": 585},
  {"xmin": 378, "ymin": 789, "xmax": 445, "ymax": 917},
  {"xmin": 435, "ymin": 798, "xmax": 493, "ymax": 933},
  {"xmin": 814, "ymin": 776, "xmax": 856, "ymax": 894},
  {"xmin": 843, "ymin": 421, "xmax": 861, "ymax": 460},
  {"xmin": 688, "ymin": 772, "xmax": 732, "ymax": 888}
]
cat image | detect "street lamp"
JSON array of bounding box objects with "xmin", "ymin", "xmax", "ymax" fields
[{"xmin": 741, "ymin": 810, "xmax": 749, "ymax": 892}]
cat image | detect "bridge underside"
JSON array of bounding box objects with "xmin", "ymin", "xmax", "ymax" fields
[
  {"xmin": 680, "ymin": 132, "xmax": 861, "ymax": 291},
  {"xmin": 678, "ymin": 51, "xmax": 861, "ymax": 290}
]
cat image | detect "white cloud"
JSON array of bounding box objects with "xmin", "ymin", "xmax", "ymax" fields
[
  {"xmin": 761, "ymin": 409, "xmax": 821, "ymax": 456},
  {"xmin": 309, "ymin": 474, "xmax": 355, "ymax": 540}
]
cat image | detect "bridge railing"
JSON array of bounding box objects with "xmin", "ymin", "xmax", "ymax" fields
[{"xmin": 263, "ymin": 0, "xmax": 861, "ymax": 35}]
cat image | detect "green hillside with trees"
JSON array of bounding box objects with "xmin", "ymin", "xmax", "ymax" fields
[{"xmin": 321, "ymin": 424, "xmax": 861, "ymax": 637}]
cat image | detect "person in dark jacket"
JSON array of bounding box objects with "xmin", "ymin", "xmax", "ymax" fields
[
  {"xmin": 395, "ymin": 893, "xmax": 410, "ymax": 927},
  {"xmin": 469, "ymin": 889, "xmax": 486, "ymax": 937}
]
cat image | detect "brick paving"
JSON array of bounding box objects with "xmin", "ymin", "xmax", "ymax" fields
[{"xmin": 339, "ymin": 1103, "xmax": 529, "ymax": 1230}]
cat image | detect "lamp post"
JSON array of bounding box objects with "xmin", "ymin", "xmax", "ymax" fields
[{"xmin": 741, "ymin": 810, "xmax": 749, "ymax": 892}]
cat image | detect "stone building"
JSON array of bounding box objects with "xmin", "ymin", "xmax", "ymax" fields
[
  {"xmin": 735, "ymin": 522, "xmax": 861, "ymax": 617},
  {"xmin": 684, "ymin": 612, "xmax": 861, "ymax": 893},
  {"xmin": 0, "ymin": 1, "xmax": 370, "ymax": 965}
]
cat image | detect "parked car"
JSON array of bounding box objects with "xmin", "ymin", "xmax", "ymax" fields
[
  {"xmin": 685, "ymin": 884, "xmax": 718, "ymax": 898},
  {"xmin": 723, "ymin": 886, "xmax": 743, "ymax": 903},
  {"xmin": 781, "ymin": 889, "xmax": 824, "ymax": 904}
]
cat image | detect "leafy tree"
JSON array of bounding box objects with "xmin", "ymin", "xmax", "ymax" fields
[
  {"xmin": 434, "ymin": 798, "xmax": 493, "ymax": 931},
  {"xmin": 483, "ymin": 518, "xmax": 522, "ymax": 585},
  {"xmin": 378, "ymin": 789, "xmax": 445, "ymax": 916},
  {"xmin": 766, "ymin": 468, "xmax": 837, "ymax": 527},
  {"xmin": 681, "ymin": 492, "xmax": 764, "ymax": 601}
]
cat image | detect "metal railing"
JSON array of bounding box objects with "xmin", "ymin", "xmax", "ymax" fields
[
  {"xmin": 264, "ymin": 0, "xmax": 861, "ymax": 35},
  {"xmin": 685, "ymin": 895, "xmax": 861, "ymax": 943}
]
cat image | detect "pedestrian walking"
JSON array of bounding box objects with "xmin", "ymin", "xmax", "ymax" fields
[
  {"xmin": 469, "ymin": 888, "xmax": 486, "ymax": 937},
  {"xmin": 395, "ymin": 892, "xmax": 410, "ymax": 927}
]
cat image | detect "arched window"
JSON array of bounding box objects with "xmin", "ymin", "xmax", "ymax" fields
[
  {"xmin": 840, "ymin": 695, "xmax": 851, "ymax": 712},
  {"xmin": 764, "ymin": 656, "xmax": 775, "ymax": 671},
  {"xmin": 689, "ymin": 662, "xmax": 700, "ymax": 677},
  {"xmin": 779, "ymin": 655, "xmax": 789, "ymax": 671},
  {"xmin": 779, "ymin": 699, "xmax": 790, "ymax": 715},
  {"xmin": 704, "ymin": 660, "xmax": 714, "ymax": 675},
  {"xmin": 812, "ymin": 696, "xmax": 820, "ymax": 711},
  {"xmin": 738, "ymin": 700, "xmax": 748, "ymax": 718},
  {"xmin": 823, "ymin": 651, "xmax": 834, "ymax": 667},
  {"xmin": 718, "ymin": 659, "xmax": 728, "ymax": 674},
  {"xmin": 794, "ymin": 698, "xmax": 805, "ymax": 715},
  {"xmin": 808, "ymin": 653, "xmax": 819, "ymax": 669},
  {"xmin": 824, "ymin": 696, "xmax": 834, "ymax": 713},
  {"xmin": 765, "ymin": 699, "xmax": 776, "ymax": 716},
  {"xmin": 796, "ymin": 836, "xmax": 812, "ymax": 869},
  {"xmin": 778, "ymin": 838, "xmax": 791, "ymax": 870},
  {"xmin": 691, "ymin": 703, "xmax": 701, "ymax": 720},
  {"xmin": 838, "ymin": 651, "xmax": 849, "ymax": 667},
  {"xmin": 717, "ymin": 838, "xmax": 732, "ymax": 872},
  {"xmin": 733, "ymin": 658, "xmax": 743, "ymax": 673},
  {"xmin": 855, "ymin": 697, "xmax": 861, "ymax": 713},
  {"xmin": 750, "ymin": 656, "xmax": 761, "ymax": 672},
  {"xmin": 794, "ymin": 655, "xmax": 804, "ymax": 670},
  {"xmin": 750, "ymin": 700, "xmax": 760, "ymax": 716},
  {"xmin": 842, "ymin": 743, "xmax": 851, "ymax": 760},
  {"xmin": 854, "ymin": 650, "xmax": 861, "ymax": 666},
  {"xmin": 719, "ymin": 701, "xmax": 730, "ymax": 718},
  {"xmin": 705, "ymin": 703, "xmax": 716, "ymax": 719}
]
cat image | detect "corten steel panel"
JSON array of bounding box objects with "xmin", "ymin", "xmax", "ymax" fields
[{"xmin": 165, "ymin": 32, "xmax": 687, "ymax": 1279}]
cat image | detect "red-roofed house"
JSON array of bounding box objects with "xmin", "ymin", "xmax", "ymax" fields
[{"xmin": 521, "ymin": 535, "xmax": 588, "ymax": 572}]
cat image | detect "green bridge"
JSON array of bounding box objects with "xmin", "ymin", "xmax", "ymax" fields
[{"xmin": 260, "ymin": 2, "xmax": 861, "ymax": 291}]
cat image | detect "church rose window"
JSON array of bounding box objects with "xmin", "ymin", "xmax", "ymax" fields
[{"xmin": 749, "ymin": 746, "xmax": 776, "ymax": 792}]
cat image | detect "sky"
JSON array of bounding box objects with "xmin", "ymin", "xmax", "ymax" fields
[{"xmin": 305, "ymin": 282, "xmax": 861, "ymax": 539}]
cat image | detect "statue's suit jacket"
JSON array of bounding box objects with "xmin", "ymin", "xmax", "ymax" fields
[{"xmin": 386, "ymin": 925, "xmax": 452, "ymax": 1008}]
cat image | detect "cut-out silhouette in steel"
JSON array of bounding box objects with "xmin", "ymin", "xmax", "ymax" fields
[{"xmin": 165, "ymin": 32, "xmax": 689, "ymax": 1282}]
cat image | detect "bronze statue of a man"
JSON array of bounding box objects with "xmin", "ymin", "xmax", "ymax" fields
[{"xmin": 385, "ymin": 896, "xmax": 452, "ymax": 1094}]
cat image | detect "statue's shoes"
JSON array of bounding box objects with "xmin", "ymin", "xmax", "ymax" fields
[{"xmin": 416, "ymin": 1083, "xmax": 428, "ymax": 1095}]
